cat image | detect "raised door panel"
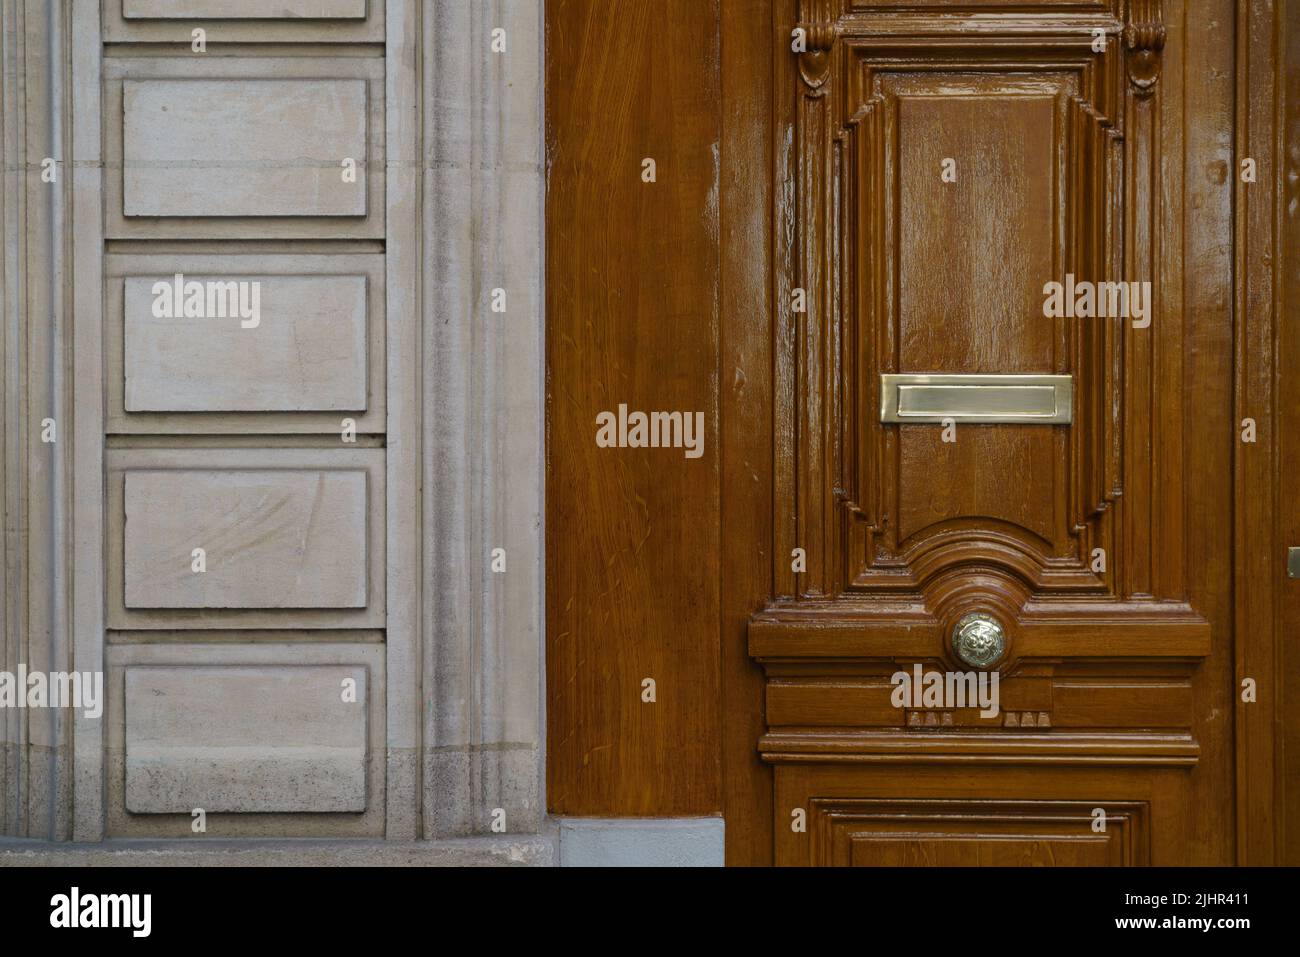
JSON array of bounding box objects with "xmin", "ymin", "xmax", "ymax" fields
[
  {"xmin": 819, "ymin": 799, "xmax": 1147, "ymax": 866},
  {"xmin": 774, "ymin": 764, "xmax": 1184, "ymax": 865},
  {"xmin": 750, "ymin": 0, "xmax": 1231, "ymax": 865},
  {"xmin": 756, "ymin": 0, "xmax": 1201, "ymax": 671}
]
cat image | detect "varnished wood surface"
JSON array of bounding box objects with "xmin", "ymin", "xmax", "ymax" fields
[
  {"xmin": 1234, "ymin": 0, "xmax": 1299, "ymax": 865},
  {"xmin": 720, "ymin": 0, "xmax": 777, "ymax": 863},
  {"xmin": 545, "ymin": 0, "xmax": 1289, "ymax": 862},
  {"xmin": 746, "ymin": 0, "xmax": 1237, "ymax": 865},
  {"xmin": 1280, "ymin": 0, "xmax": 1300, "ymax": 868},
  {"xmin": 545, "ymin": 0, "xmax": 723, "ymax": 815}
]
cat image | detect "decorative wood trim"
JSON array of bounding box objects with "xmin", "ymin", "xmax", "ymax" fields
[
  {"xmin": 795, "ymin": 0, "xmax": 838, "ymax": 89},
  {"xmin": 761, "ymin": 0, "xmax": 1202, "ymax": 663},
  {"xmin": 1123, "ymin": 0, "xmax": 1165, "ymax": 96},
  {"xmin": 750, "ymin": 602, "xmax": 1210, "ymax": 663},
  {"xmin": 806, "ymin": 796, "xmax": 1150, "ymax": 866},
  {"xmin": 760, "ymin": 730, "xmax": 1199, "ymax": 766}
]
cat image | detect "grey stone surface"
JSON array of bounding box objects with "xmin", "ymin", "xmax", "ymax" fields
[
  {"xmin": 425, "ymin": 745, "xmax": 541, "ymax": 836},
  {"xmin": 0, "ymin": 836, "xmax": 555, "ymax": 867},
  {"xmin": 106, "ymin": 2, "xmax": 385, "ymax": 53},
  {"xmin": 559, "ymin": 818, "xmax": 726, "ymax": 868},
  {"xmin": 381, "ymin": 0, "xmax": 421, "ymax": 839},
  {"xmin": 123, "ymin": 0, "xmax": 367, "ymax": 17},
  {"xmin": 125, "ymin": 665, "xmax": 368, "ymax": 814},
  {"xmin": 123, "ymin": 79, "xmax": 367, "ymax": 218},
  {"xmin": 3, "ymin": 0, "xmax": 547, "ymax": 855},
  {"xmin": 3, "ymin": 0, "xmax": 83, "ymax": 842},
  {"xmin": 108, "ymin": 253, "xmax": 386, "ymax": 435},
  {"xmin": 106, "ymin": 58, "xmax": 385, "ymax": 240},
  {"xmin": 124, "ymin": 274, "xmax": 368, "ymax": 413},
  {"xmin": 106, "ymin": 643, "xmax": 387, "ymax": 839},
  {"xmin": 421, "ymin": 0, "xmax": 545, "ymax": 840},
  {"xmin": 123, "ymin": 469, "xmax": 368, "ymax": 609},
  {"xmin": 107, "ymin": 449, "xmax": 386, "ymax": 632}
]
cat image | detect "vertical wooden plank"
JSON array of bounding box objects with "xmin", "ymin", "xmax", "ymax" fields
[
  {"xmin": 1175, "ymin": 0, "xmax": 1236, "ymax": 866},
  {"xmin": 546, "ymin": 0, "xmax": 722, "ymax": 815},
  {"xmin": 1278, "ymin": 0, "xmax": 1300, "ymax": 866},
  {"xmin": 720, "ymin": 0, "xmax": 774, "ymax": 863},
  {"xmin": 1234, "ymin": 0, "xmax": 1287, "ymax": 866}
]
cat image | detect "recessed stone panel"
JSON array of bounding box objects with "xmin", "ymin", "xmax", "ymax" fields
[
  {"xmin": 123, "ymin": 274, "xmax": 368, "ymax": 412},
  {"xmin": 125, "ymin": 665, "xmax": 368, "ymax": 813},
  {"xmin": 123, "ymin": 79, "xmax": 367, "ymax": 218},
  {"xmin": 123, "ymin": 0, "xmax": 367, "ymax": 16},
  {"xmin": 123, "ymin": 469, "xmax": 368, "ymax": 609}
]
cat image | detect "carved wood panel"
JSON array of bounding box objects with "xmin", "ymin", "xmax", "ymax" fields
[
  {"xmin": 812, "ymin": 796, "xmax": 1149, "ymax": 866},
  {"xmin": 748, "ymin": 0, "xmax": 1234, "ymax": 865},
  {"xmin": 756, "ymin": 0, "xmax": 1203, "ymax": 671},
  {"xmin": 774, "ymin": 763, "xmax": 1191, "ymax": 865}
]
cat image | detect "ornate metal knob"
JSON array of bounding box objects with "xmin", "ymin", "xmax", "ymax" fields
[{"xmin": 950, "ymin": 612, "xmax": 1006, "ymax": 669}]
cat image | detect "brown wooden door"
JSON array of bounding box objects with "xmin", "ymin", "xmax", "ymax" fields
[{"xmin": 737, "ymin": 0, "xmax": 1237, "ymax": 865}]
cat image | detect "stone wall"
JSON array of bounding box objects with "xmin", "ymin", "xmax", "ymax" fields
[{"xmin": 1, "ymin": 0, "xmax": 547, "ymax": 861}]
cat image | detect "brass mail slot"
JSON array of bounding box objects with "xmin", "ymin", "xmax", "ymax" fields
[{"xmin": 879, "ymin": 373, "xmax": 1073, "ymax": 424}]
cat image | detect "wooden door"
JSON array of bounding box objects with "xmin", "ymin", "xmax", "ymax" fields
[{"xmin": 735, "ymin": 0, "xmax": 1237, "ymax": 865}]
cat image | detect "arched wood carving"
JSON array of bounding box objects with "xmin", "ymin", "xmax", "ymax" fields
[{"xmin": 753, "ymin": 0, "xmax": 1200, "ymax": 747}]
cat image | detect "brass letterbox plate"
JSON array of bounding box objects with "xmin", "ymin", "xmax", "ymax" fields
[{"xmin": 879, "ymin": 373, "xmax": 1074, "ymax": 425}]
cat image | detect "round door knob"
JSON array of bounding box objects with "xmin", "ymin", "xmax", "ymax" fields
[{"xmin": 951, "ymin": 612, "xmax": 1006, "ymax": 669}]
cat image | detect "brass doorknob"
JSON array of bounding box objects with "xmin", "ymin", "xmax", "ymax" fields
[{"xmin": 951, "ymin": 612, "xmax": 1006, "ymax": 669}]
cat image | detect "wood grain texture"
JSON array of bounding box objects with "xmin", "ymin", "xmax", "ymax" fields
[
  {"xmin": 1168, "ymin": 0, "xmax": 1236, "ymax": 868},
  {"xmin": 1234, "ymin": 0, "xmax": 1298, "ymax": 865},
  {"xmin": 776, "ymin": 764, "xmax": 1185, "ymax": 865},
  {"xmin": 545, "ymin": 0, "xmax": 722, "ymax": 815},
  {"xmin": 720, "ymin": 0, "xmax": 776, "ymax": 863},
  {"xmin": 809, "ymin": 797, "xmax": 1149, "ymax": 867},
  {"xmin": 743, "ymin": 0, "xmax": 1235, "ymax": 865},
  {"xmin": 1280, "ymin": 0, "xmax": 1300, "ymax": 869},
  {"xmin": 763, "ymin": 0, "xmax": 1189, "ymax": 632},
  {"xmin": 546, "ymin": 0, "xmax": 1264, "ymax": 863}
]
